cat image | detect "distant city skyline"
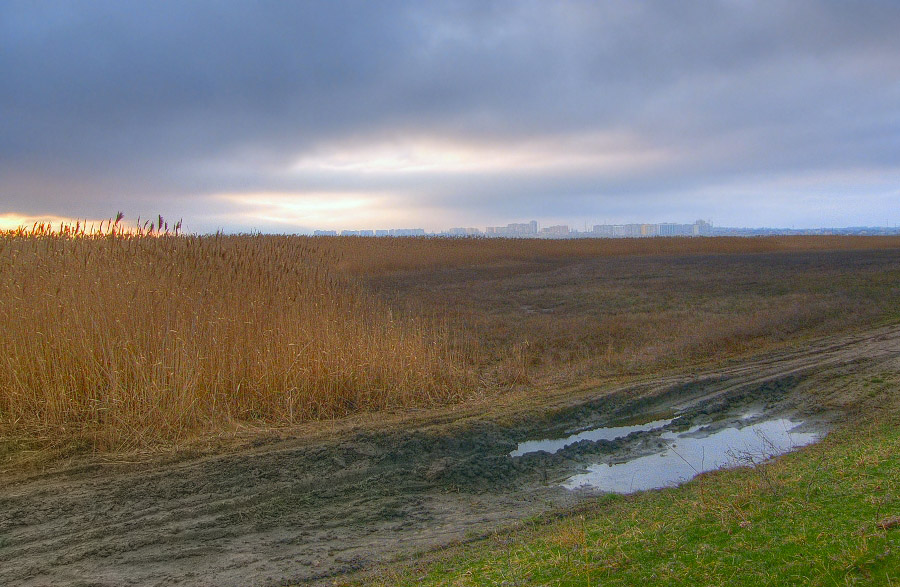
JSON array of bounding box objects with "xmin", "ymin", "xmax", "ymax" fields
[{"xmin": 310, "ymin": 218, "xmax": 900, "ymax": 239}]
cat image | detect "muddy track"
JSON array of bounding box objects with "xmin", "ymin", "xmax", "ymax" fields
[{"xmin": 2, "ymin": 324, "xmax": 900, "ymax": 586}]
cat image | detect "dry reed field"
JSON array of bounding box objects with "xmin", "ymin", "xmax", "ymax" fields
[
  {"xmin": 0, "ymin": 222, "xmax": 471, "ymax": 451},
  {"xmin": 2, "ymin": 222, "xmax": 900, "ymax": 454}
]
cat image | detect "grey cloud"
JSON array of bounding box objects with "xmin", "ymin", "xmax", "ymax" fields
[{"xmin": 2, "ymin": 0, "xmax": 899, "ymax": 227}]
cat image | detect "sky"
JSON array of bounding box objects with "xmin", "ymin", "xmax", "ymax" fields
[{"xmin": 2, "ymin": 0, "xmax": 899, "ymax": 233}]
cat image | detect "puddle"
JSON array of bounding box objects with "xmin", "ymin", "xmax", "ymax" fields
[
  {"xmin": 563, "ymin": 418, "xmax": 821, "ymax": 493},
  {"xmin": 510, "ymin": 418, "xmax": 673, "ymax": 457}
]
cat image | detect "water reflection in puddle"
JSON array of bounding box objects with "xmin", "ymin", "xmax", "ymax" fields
[
  {"xmin": 510, "ymin": 418, "xmax": 673, "ymax": 457},
  {"xmin": 563, "ymin": 418, "xmax": 820, "ymax": 493}
]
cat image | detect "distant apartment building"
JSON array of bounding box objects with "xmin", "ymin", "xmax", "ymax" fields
[
  {"xmin": 592, "ymin": 220, "xmax": 711, "ymax": 238},
  {"xmin": 313, "ymin": 230, "xmax": 337, "ymax": 236},
  {"xmin": 391, "ymin": 228, "xmax": 426, "ymax": 237},
  {"xmin": 540, "ymin": 224, "xmax": 570, "ymax": 236},
  {"xmin": 641, "ymin": 224, "xmax": 659, "ymax": 237},
  {"xmin": 608, "ymin": 224, "xmax": 643, "ymax": 238},
  {"xmin": 592, "ymin": 224, "xmax": 614, "ymax": 237},
  {"xmin": 692, "ymin": 219, "xmax": 712, "ymax": 236},
  {"xmin": 375, "ymin": 229, "xmax": 391, "ymax": 237},
  {"xmin": 486, "ymin": 220, "xmax": 538, "ymax": 237},
  {"xmin": 658, "ymin": 223, "xmax": 693, "ymax": 237},
  {"xmin": 447, "ymin": 227, "xmax": 483, "ymax": 236}
]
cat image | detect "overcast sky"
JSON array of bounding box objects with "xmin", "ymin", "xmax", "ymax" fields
[{"xmin": 2, "ymin": 1, "xmax": 899, "ymax": 233}]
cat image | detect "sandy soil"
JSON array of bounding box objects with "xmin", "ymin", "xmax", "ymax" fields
[{"xmin": 2, "ymin": 324, "xmax": 899, "ymax": 586}]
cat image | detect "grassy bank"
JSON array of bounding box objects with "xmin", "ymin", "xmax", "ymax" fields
[{"xmin": 365, "ymin": 377, "xmax": 900, "ymax": 586}]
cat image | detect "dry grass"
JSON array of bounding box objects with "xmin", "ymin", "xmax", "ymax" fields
[
  {"xmin": 359, "ymin": 241, "xmax": 900, "ymax": 386},
  {"xmin": 0, "ymin": 223, "xmax": 472, "ymax": 450},
  {"xmin": 313, "ymin": 234, "xmax": 900, "ymax": 276},
  {"xmin": 2, "ymin": 223, "xmax": 900, "ymax": 453}
]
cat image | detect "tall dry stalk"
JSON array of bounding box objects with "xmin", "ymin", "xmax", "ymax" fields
[{"xmin": 0, "ymin": 222, "xmax": 473, "ymax": 449}]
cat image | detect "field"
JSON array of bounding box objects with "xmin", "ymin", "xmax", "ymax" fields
[
  {"xmin": 0, "ymin": 225, "xmax": 472, "ymax": 451},
  {"xmin": 1, "ymin": 230, "xmax": 899, "ymax": 585},
  {"xmin": 2, "ymin": 228, "xmax": 899, "ymax": 454}
]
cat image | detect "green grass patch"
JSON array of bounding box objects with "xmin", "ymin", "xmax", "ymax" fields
[{"xmin": 364, "ymin": 412, "xmax": 900, "ymax": 586}]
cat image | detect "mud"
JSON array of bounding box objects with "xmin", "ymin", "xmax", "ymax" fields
[{"xmin": 2, "ymin": 324, "xmax": 900, "ymax": 586}]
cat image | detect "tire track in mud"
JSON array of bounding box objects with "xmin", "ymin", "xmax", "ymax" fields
[{"xmin": 2, "ymin": 324, "xmax": 900, "ymax": 586}]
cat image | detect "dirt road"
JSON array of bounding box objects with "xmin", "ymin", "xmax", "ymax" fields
[{"xmin": 2, "ymin": 324, "xmax": 900, "ymax": 586}]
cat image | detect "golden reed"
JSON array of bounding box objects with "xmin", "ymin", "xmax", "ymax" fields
[{"xmin": 0, "ymin": 220, "xmax": 472, "ymax": 449}]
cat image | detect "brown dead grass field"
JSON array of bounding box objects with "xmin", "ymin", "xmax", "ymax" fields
[
  {"xmin": 2, "ymin": 224, "xmax": 900, "ymax": 456},
  {"xmin": 359, "ymin": 238, "xmax": 900, "ymax": 388}
]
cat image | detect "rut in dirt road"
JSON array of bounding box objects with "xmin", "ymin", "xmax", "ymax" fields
[{"xmin": 2, "ymin": 324, "xmax": 900, "ymax": 586}]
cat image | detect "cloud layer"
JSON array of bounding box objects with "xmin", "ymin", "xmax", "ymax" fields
[{"xmin": 2, "ymin": 1, "xmax": 899, "ymax": 231}]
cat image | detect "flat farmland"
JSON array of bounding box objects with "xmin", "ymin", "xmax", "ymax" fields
[{"xmin": 1, "ymin": 232, "xmax": 899, "ymax": 585}]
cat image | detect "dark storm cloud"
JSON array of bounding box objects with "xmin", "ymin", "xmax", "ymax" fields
[{"xmin": 2, "ymin": 0, "xmax": 899, "ymax": 229}]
